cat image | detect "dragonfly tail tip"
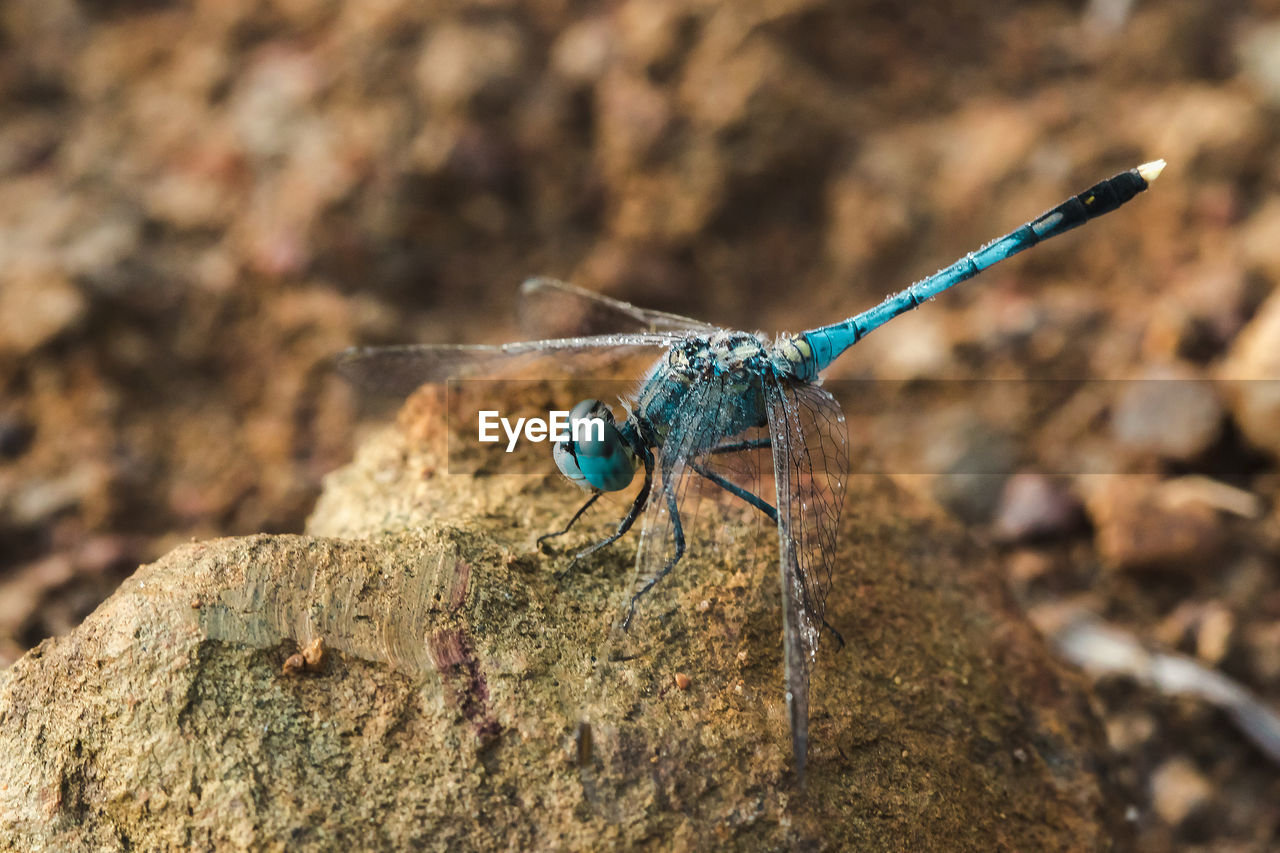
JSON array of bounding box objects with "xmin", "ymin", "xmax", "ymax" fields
[{"xmin": 1137, "ymin": 159, "xmax": 1166, "ymax": 184}]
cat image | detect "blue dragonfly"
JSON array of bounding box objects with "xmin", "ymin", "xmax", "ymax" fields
[{"xmin": 338, "ymin": 160, "xmax": 1164, "ymax": 779}]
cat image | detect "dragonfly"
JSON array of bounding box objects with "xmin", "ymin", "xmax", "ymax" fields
[{"xmin": 338, "ymin": 160, "xmax": 1164, "ymax": 780}]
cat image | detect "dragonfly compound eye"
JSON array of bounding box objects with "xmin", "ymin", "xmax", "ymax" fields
[{"xmin": 552, "ymin": 399, "xmax": 636, "ymax": 492}]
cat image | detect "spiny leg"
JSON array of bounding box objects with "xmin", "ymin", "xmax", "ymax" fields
[
  {"xmin": 571, "ymin": 446, "xmax": 654, "ymax": 565},
  {"xmin": 537, "ymin": 492, "xmax": 602, "ymax": 548},
  {"xmin": 623, "ymin": 483, "xmax": 685, "ymax": 630},
  {"xmin": 691, "ymin": 461, "xmax": 777, "ymax": 522},
  {"xmin": 709, "ymin": 436, "xmax": 771, "ymax": 455},
  {"xmin": 693, "ymin": 456, "xmax": 846, "ymax": 651},
  {"xmin": 823, "ymin": 619, "xmax": 846, "ymax": 650}
]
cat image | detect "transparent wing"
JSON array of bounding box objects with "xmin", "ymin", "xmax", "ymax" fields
[
  {"xmin": 518, "ymin": 277, "xmax": 717, "ymax": 339},
  {"xmin": 335, "ymin": 332, "xmax": 684, "ymax": 397},
  {"xmin": 627, "ymin": 380, "xmax": 724, "ymax": 616},
  {"xmin": 764, "ymin": 379, "xmax": 849, "ymax": 779}
]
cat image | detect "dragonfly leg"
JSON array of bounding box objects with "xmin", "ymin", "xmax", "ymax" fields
[
  {"xmin": 709, "ymin": 436, "xmax": 771, "ymax": 455},
  {"xmin": 623, "ymin": 484, "xmax": 685, "ymax": 630},
  {"xmin": 537, "ymin": 492, "xmax": 601, "ymax": 548},
  {"xmin": 694, "ymin": 458, "xmax": 847, "ymax": 650},
  {"xmin": 690, "ymin": 462, "xmax": 777, "ymax": 521},
  {"xmin": 823, "ymin": 618, "xmax": 846, "ymax": 650},
  {"xmin": 570, "ymin": 447, "xmax": 654, "ymax": 566}
]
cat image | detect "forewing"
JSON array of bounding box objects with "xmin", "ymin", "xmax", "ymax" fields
[
  {"xmin": 335, "ymin": 332, "xmax": 683, "ymax": 397},
  {"xmin": 764, "ymin": 378, "xmax": 849, "ymax": 779},
  {"xmin": 519, "ymin": 277, "xmax": 717, "ymax": 338}
]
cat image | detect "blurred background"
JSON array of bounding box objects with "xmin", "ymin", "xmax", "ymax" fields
[{"xmin": 1, "ymin": 0, "xmax": 1279, "ymax": 848}]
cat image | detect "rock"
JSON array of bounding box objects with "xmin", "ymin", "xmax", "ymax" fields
[
  {"xmin": 0, "ymin": 265, "xmax": 86, "ymax": 355},
  {"xmin": 0, "ymin": 388, "xmax": 1124, "ymax": 851},
  {"xmin": 1237, "ymin": 20, "xmax": 1280, "ymax": 108},
  {"xmin": 1244, "ymin": 620, "xmax": 1280, "ymax": 684},
  {"xmin": 8, "ymin": 464, "xmax": 107, "ymax": 527},
  {"xmin": 1154, "ymin": 600, "xmax": 1235, "ymax": 666},
  {"xmin": 0, "ymin": 410, "xmax": 35, "ymax": 459},
  {"xmin": 1150, "ymin": 757, "xmax": 1213, "ymax": 828},
  {"xmin": 550, "ymin": 17, "xmax": 613, "ymax": 85},
  {"xmin": 1219, "ymin": 291, "xmax": 1280, "ymax": 458},
  {"xmin": 416, "ymin": 21, "xmax": 527, "ymax": 111},
  {"xmin": 1086, "ymin": 476, "xmax": 1226, "ymax": 573},
  {"xmin": 992, "ymin": 472, "xmax": 1084, "ymax": 542},
  {"xmin": 1110, "ymin": 366, "xmax": 1223, "ymax": 462},
  {"xmin": 925, "ymin": 416, "xmax": 1020, "ymax": 525}
]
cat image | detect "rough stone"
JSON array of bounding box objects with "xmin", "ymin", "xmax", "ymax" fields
[
  {"xmin": 1086, "ymin": 476, "xmax": 1226, "ymax": 573},
  {"xmin": 992, "ymin": 472, "xmax": 1084, "ymax": 542},
  {"xmin": 1219, "ymin": 291, "xmax": 1280, "ymax": 458},
  {"xmin": 0, "ymin": 265, "xmax": 86, "ymax": 356},
  {"xmin": 0, "ymin": 388, "xmax": 1124, "ymax": 851},
  {"xmin": 1150, "ymin": 757, "xmax": 1213, "ymax": 828},
  {"xmin": 1110, "ymin": 366, "xmax": 1223, "ymax": 462}
]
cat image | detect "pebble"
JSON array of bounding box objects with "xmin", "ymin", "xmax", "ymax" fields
[
  {"xmin": 1245, "ymin": 620, "xmax": 1280, "ymax": 684},
  {"xmin": 925, "ymin": 419, "xmax": 1019, "ymax": 524},
  {"xmin": 1218, "ymin": 291, "xmax": 1280, "ymax": 458},
  {"xmin": 1005, "ymin": 549, "xmax": 1056, "ymax": 584},
  {"xmin": 992, "ymin": 473, "xmax": 1084, "ymax": 542},
  {"xmin": 1240, "ymin": 199, "xmax": 1280, "ymax": 283},
  {"xmin": 0, "ymin": 411, "xmax": 35, "ymax": 459},
  {"xmin": 0, "ymin": 266, "xmax": 86, "ymax": 355},
  {"xmin": 1110, "ymin": 366, "xmax": 1223, "ymax": 461},
  {"xmin": 550, "ymin": 17, "xmax": 613, "ymax": 84},
  {"xmin": 416, "ymin": 21, "xmax": 526, "ymax": 111},
  {"xmin": 1086, "ymin": 477, "xmax": 1225, "ymax": 573},
  {"xmin": 1237, "ymin": 20, "xmax": 1280, "ymax": 107},
  {"xmin": 231, "ymin": 50, "xmax": 321, "ymax": 162},
  {"xmin": 1194, "ymin": 603, "xmax": 1234, "ymax": 665},
  {"xmin": 282, "ymin": 637, "xmax": 326, "ymax": 675},
  {"xmin": 301, "ymin": 637, "xmax": 325, "ymax": 668},
  {"xmin": 10, "ymin": 466, "xmax": 104, "ymax": 527},
  {"xmin": 1150, "ymin": 757, "xmax": 1213, "ymax": 827},
  {"xmin": 1104, "ymin": 711, "xmax": 1156, "ymax": 752},
  {"xmin": 1155, "ymin": 600, "xmax": 1235, "ymax": 666}
]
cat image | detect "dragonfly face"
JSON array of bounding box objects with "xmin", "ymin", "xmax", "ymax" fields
[{"xmin": 552, "ymin": 398, "xmax": 639, "ymax": 492}]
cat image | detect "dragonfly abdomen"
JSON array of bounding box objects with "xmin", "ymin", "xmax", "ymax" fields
[{"xmin": 800, "ymin": 160, "xmax": 1165, "ymax": 375}]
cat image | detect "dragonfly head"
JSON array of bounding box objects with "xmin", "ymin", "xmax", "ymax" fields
[{"xmin": 552, "ymin": 399, "xmax": 637, "ymax": 492}]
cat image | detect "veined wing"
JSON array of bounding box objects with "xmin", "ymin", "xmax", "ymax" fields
[
  {"xmin": 336, "ymin": 332, "xmax": 684, "ymax": 397},
  {"xmin": 764, "ymin": 379, "xmax": 849, "ymax": 781},
  {"xmin": 628, "ymin": 367, "xmax": 784, "ymax": 621},
  {"xmin": 626, "ymin": 379, "xmax": 724, "ymax": 626},
  {"xmin": 519, "ymin": 277, "xmax": 718, "ymax": 339}
]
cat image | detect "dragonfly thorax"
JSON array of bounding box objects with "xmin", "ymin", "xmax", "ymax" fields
[
  {"xmin": 664, "ymin": 330, "xmax": 772, "ymax": 376},
  {"xmin": 635, "ymin": 331, "xmax": 778, "ymax": 445}
]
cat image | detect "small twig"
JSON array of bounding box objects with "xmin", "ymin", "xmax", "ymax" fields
[{"xmin": 1049, "ymin": 614, "xmax": 1280, "ymax": 766}]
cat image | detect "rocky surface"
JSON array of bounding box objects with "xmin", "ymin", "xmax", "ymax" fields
[{"xmin": 1, "ymin": 389, "xmax": 1121, "ymax": 850}]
